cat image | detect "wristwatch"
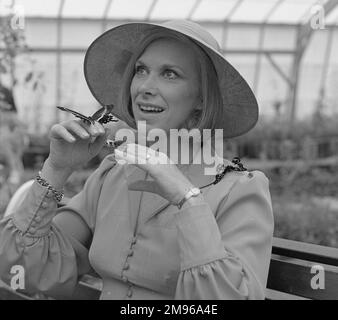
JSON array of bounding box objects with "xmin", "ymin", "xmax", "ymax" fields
[{"xmin": 176, "ymin": 187, "xmax": 201, "ymax": 209}]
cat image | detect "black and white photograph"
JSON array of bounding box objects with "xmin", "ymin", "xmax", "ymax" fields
[{"xmin": 0, "ymin": 0, "xmax": 338, "ymax": 303}]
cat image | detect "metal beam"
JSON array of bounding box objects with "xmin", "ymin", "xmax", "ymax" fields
[
  {"xmin": 253, "ymin": 0, "xmax": 285, "ymax": 95},
  {"xmin": 221, "ymin": 0, "xmax": 244, "ymax": 49},
  {"xmin": 55, "ymin": 0, "xmax": 65, "ymax": 123},
  {"xmin": 14, "ymin": 47, "xmax": 298, "ymax": 55},
  {"xmin": 317, "ymin": 27, "xmax": 334, "ymax": 110},
  {"xmin": 265, "ymin": 53, "xmax": 293, "ymax": 87},
  {"xmin": 102, "ymin": 0, "xmax": 113, "ymax": 32},
  {"xmin": 286, "ymin": 0, "xmax": 338, "ymax": 132},
  {"xmin": 187, "ymin": 0, "xmax": 201, "ymax": 20},
  {"xmin": 23, "ymin": 16, "xmax": 308, "ymax": 28},
  {"xmin": 145, "ymin": 0, "xmax": 158, "ymax": 21}
]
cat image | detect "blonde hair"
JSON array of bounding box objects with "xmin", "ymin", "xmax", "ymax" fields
[{"xmin": 118, "ymin": 29, "xmax": 223, "ymax": 134}]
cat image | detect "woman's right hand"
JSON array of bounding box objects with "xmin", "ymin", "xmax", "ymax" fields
[{"xmin": 47, "ymin": 119, "xmax": 108, "ymax": 172}]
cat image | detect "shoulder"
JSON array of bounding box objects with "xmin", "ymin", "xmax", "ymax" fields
[{"xmin": 212, "ymin": 157, "xmax": 270, "ymax": 204}]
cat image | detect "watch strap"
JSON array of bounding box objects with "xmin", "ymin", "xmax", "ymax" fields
[{"xmin": 176, "ymin": 187, "xmax": 201, "ymax": 209}]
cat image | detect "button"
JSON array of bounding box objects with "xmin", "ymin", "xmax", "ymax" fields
[
  {"xmin": 131, "ymin": 237, "xmax": 137, "ymax": 245},
  {"xmin": 247, "ymin": 172, "xmax": 253, "ymax": 178},
  {"xmin": 123, "ymin": 263, "xmax": 130, "ymax": 270},
  {"xmin": 127, "ymin": 288, "xmax": 133, "ymax": 298},
  {"xmin": 30, "ymin": 221, "xmax": 37, "ymax": 228},
  {"xmin": 41, "ymin": 202, "xmax": 48, "ymax": 209},
  {"xmin": 34, "ymin": 216, "xmax": 42, "ymax": 223},
  {"xmin": 199, "ymin": 267, "xmax": 207, "ymax": 277},
  {"xmin": 29, "ymin": 227, "xmax": 37, "ymax": 234},
  {"xmin": 127, "ymin": 250, "xmax": 134, "ymax": 257}
]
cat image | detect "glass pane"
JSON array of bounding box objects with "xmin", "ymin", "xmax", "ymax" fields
[
  {"xmin": 256, "ymin": 54, "xmax": 292, "ymax": 118},
  {"xmin": 267, "ymin": 0, "xmax": 316, "ymax": 24},
  {"xmin": 192, "ymin": 0, "xmax": 239, "ymax": 21},
  {"xmin": 61, "ymin": 20, "xmax": 102, "ymax": 48},
  {"xmin": 25, "ymin": 19, "xmax": 58, "ymax": 47},
  {"xmin": 59, "ymin": 53, "xmax": 98, "ymax": 116},
  {"xmin": 0, "ymin": 0, "xmax": 13, "ymax": 16},
  {"xmin": 326, "ymin": 4, "xmax": 338, "ymax": 25},
  {"xmin": 17, "ymin": 0, "xmax": 61, "ymax": 17},
  {"xmin": 150, "ymin": 0, "xmax": 196, "ymax": 20},
  {"xmin": 226, "ymin": 25, "xmax": 261, "ymax": 49},
  {"xmin": 230, "ymin": 0, "xmax": 280, "ymax": 23},
  {"xmin": 15, "ymin": 52, "xmax": 58, "ymax": 132},
  {"xmin": 325, "ymin": 30, "xmax": 338, "ymax": 115},
  {"xmin": 62, "ymin": 0, "xmax": 108, "ymax": 18},
  {"xmin": 263, "ymin": 25, "xmax": 297, "ymax": 50},
  {"xmin": 107, "ymin": 0, "xmax": 154, "ymax": 19}
]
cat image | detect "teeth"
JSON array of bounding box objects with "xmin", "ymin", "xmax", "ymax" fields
[{"xmin": 139, "ymin": 104, "xmax": 164, "ymax": 113}]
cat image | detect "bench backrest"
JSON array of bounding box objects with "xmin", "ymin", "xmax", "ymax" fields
[{"xmin": 266, "ymin": 238, "xmax": 338, "ymax": 300}]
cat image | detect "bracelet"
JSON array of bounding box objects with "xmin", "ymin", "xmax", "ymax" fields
[
  {"xmin": 36, "ymin": 171, "xmax": 64, "ymax": 202},
  {"xmin": 176, "ymin": 187, "xmax": 201, "ymax": 209}
]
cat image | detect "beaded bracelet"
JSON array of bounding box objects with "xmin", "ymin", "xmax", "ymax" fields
[{"xmin": 36, "ymin": 171, "xmax": 64, "ymax": 202}]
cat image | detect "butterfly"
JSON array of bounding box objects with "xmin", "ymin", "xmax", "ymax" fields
[{"xmin": 56, "ymin": 105, "xmax": 118, "ymax": 125}]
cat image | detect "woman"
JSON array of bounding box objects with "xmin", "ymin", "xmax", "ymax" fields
[{"xmin": 0, "ymin": 20, "xmax": 274, "ymax": 299}]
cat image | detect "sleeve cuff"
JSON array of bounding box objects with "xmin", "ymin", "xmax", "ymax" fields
[
  {"xmin": 12, "ymin": 180, "xmax": 58, "ymax": 236},
  {"xmin": 175, "ymin": 202, "xmax": 227, "ymax": 270}
]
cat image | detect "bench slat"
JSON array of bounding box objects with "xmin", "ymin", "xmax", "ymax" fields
[
  {"xmin": 267, "ymin": 256, "xmax": 338, "ymax": 300},
  {"xmin": 272, "ymin": 238, "xmax": 338, "ymax": 266}
]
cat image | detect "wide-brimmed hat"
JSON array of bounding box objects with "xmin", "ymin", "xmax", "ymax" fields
[{"xmin": 84, "ymin": 20, "xmax": 258, "ymax": 138}]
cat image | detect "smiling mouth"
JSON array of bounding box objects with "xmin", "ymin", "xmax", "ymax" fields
[{"xmin": 138, "ymin": 104, "xmax": 165, "ymax": 113}]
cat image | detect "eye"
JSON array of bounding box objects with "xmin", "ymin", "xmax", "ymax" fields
[
  {"xmin": 135, "ymin": 65, "xmax": 147, "ymax": 75},
  {"xmin": 163, "ymin": 69, "xmax": 178, "ymax": 80}
]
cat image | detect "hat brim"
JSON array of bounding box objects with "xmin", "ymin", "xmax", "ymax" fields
[{"xmin": 84, "ymin": 22, "xmax": 258, "ymax": 138}]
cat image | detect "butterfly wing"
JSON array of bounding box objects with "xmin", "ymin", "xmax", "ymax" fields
[
  {"xmin": 91, "ymin": 106, "xmax": 106, "ymax": 121},
  {"xmin": 57, "ymin": 106, "xmax": 92, "ymax": 124},
  {"xmin": 92, "ymin": 104, "xmax": 118, "ymax": 124}
]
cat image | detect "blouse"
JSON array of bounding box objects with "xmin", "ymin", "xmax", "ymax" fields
[{"xmin": 0, "ymin": 153, "xmax": 274, "ymax": 299}]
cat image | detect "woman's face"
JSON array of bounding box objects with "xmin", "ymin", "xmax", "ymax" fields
[{"xmin": 130, "ymin": 38, "xmax": 201, "ymax": 133}]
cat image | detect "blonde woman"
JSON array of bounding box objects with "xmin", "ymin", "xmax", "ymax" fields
[{"xmin": 0, "ymin": 20, "xmax": 273, "ymax": 300}]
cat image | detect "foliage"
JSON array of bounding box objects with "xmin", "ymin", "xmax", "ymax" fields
[
  {"xmin": 272, "ymin": 193, "xmax": 338, "ymax": 248},
  {"xmin": 0, "ymin": 10, "xmax": 43, "ymax": 90}
]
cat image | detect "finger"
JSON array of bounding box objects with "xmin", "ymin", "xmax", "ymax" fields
[
  {"xmin": 93, "ymin": 121, "xmax": 105, "ymax": 135},
  {"xmin": 50, "ymin": 124, "xmax": 76, "ymax": 143},
  {"xmin": 114, "ymin": 148, "xmax": 134, "ymax": 165},
  {"xmin": 63, "ymin": 121, "xmax": 90, "ymax": 140},
  {"xmin": 124, "ymin": 143, "xmax": 152, "ymax": 164},
  {"xmin": 74, "ymin": 119, "xmax": 101, "ymax": 137},
  {"xmin": 128, "ymin": 180, "xmax": 158, "ymax": 194},
  {"xmin": 126, "ymin": 144, "xmax": 171, "ymax": 165}
]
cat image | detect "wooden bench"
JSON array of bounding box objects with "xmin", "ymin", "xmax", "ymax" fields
[{"xmin": 1, "ymin": 237, "xmax": 338, "ymax": 300}]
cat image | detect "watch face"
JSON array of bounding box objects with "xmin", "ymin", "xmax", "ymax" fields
[{"xmin": 191, "ymin": 188, "xmax": 201, "ymax": 196}]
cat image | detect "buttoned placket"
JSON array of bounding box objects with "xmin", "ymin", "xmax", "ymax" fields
[{"xmin": 121, "ymin": 235, "xmax": 138, "ymax": 298}]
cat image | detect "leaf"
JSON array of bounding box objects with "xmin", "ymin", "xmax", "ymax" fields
[
  {"xmin": 33, "ymin": 81, "xmax": 38, "ymax": 91},
  {"xmin": 25, "ymin": 71, "xmax": 33, "ymax": 83}
]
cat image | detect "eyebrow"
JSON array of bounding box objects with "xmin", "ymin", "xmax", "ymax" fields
[{"xmin": 136, "ymin": 59, "xmax": 184, "ymax": 73}]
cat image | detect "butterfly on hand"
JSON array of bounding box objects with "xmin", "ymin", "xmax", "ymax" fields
[{"xmin": 56, "ymin": 105, "xmax": 118, "ymax": 125}]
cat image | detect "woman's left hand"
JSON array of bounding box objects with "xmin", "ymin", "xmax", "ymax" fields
[{"xmin": 114, "ymin": 143, "xmax": 194, "ymax": 205}]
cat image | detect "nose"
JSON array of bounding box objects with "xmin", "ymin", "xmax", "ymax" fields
[{"xmin": 137, "ymin": 74, "xmax": 158, "ymax": 96}]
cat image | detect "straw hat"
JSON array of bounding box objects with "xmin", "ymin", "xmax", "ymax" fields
[{"xmin": 84, "ymin": 20, "xmax": 258, "ymax": 138}]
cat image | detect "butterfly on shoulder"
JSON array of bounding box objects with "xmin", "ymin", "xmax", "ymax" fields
[{"xmin": 56, "ymin": 105, "xmax": 118, "ymax": 125}]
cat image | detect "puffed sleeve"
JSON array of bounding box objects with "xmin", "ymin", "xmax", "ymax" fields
[
  {"xmin": 174, "ymin": 170, "xmax": 274, "ymax": 300},
  {"xmin": 0, "ymin": 155, "xmax": 116, "ymax": 299}
]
